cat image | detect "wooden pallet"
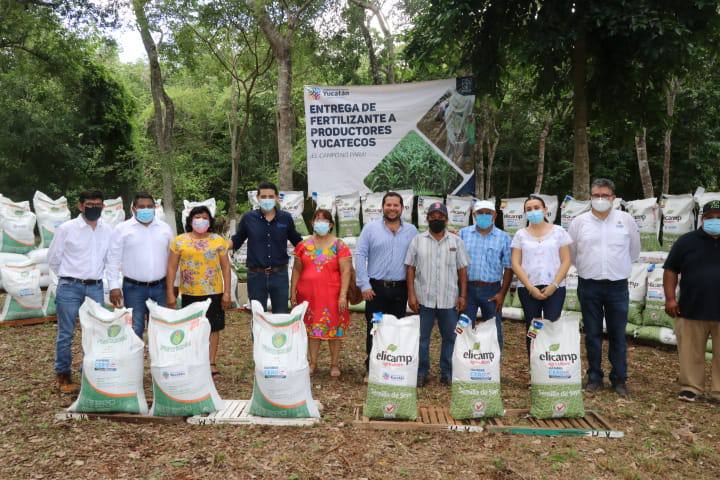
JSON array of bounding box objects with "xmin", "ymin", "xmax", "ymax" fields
[
  {"xmin": 54, "ymin": 410, "xmax": 185, "ymax": 425},
  {"xmin": 187, "ymin": 399, "xmax": 321, "ymax": 427},
  {"xmin": 353, "ymin": 405, "xmax": 621, "ymax": 437},
  {"xmin": 0, "ymin": 315, "xmax": 57, "ymax": 327}
]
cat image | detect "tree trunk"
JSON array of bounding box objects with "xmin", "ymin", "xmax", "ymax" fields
[
  {"xmin": 350, "ymin": 0, "xmax": 394, "ymax": 83},
  {"xmin": 635, "ymin": 127, "xmax": 654, "ymax": 198},
  {"xmin": 132, "ymin": 0, "xmax": 177, "ymax": 233},
  {"xmin": 473, "ymin": 120, "xmax": 486, "ymax": 199},
  {"xmin": 484, "ymin": 129, "xmax": 499, "ymax": 198},
  {"xmin": 227, "ymin": 83, "xmax": 241, "ymax": 232},
  {"xmin": 505, "ymin": 153, "xmax": 513, "ymax": 198},
  {"xmin": 357, "ymin": 11, "xmax": 381, "ymax": 85},
  {"xmin": 535, "ymin": 116, "xmax": 552, "ymax": 193},
  {"xmin": 571, "ymin": 33, "xmax": 590, "ymax": 200},
  {"xmin": 662, "ymin": 77, "xmax": 679, "ymax": 195},
  {"xmin": 275, "ymin": 50, "xmax": 294, "ymax": 190}
]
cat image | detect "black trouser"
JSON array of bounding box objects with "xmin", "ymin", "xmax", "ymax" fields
[{"xmin": 365, "ymin": 279, "xmax": 408, "ymax": 371}]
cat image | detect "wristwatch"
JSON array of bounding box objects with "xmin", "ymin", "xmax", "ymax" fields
[{"xmin": 551, "ymin": 282, "xmax": 560, "ymax": 289}]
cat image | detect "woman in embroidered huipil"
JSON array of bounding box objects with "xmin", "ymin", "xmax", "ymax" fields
[{"xmin": 290, "ymin": 209, "xmax": 352, "ymax": 377}]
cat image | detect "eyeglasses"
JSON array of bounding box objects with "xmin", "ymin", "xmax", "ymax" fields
[{"xmin": 591, "ymin": 194, "xmax": 613, "ymax": 200}]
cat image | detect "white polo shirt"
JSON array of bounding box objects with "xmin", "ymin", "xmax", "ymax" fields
[
  {"xmin": 48, "ymin": 216, "xmax": 115, "ymax": 281},
  {"xmin": 108, "ymin": 216, "xmax": 174, "ymax": 288},
  {"xmin": 568, "ymin": 209, "xmax": 641, "ymax": 281}
]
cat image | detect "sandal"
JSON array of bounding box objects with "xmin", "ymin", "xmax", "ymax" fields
[{"xmin": 330, "ymin": 366, "xmax": 341, "ymax": 378}]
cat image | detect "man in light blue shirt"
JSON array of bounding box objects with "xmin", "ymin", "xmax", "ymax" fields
[
  {"xmin": 355, "ymin": 192, "xmax": 418, "ymax": 376},
  {"xmin": 459, "ymin": 200, "xmax": 512, "ymax": 346}
]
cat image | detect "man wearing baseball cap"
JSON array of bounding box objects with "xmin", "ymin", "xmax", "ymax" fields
[
  {"xmin": 405, "ymin": 201, "xmax": 469, "ymax": 387},
  {"xmin": 459, "ymin": 200, "xmax": 512, "ymax": 346},
  {"xmin": 664, "ymin": 199, "xmax": 720, "ymax": 403}
]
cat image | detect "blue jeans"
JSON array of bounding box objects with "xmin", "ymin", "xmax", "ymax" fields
[
  {"xmin": 464, "ymin": 283, "xmax": 503, "ymax": 348},
  {"xmin": 577, "ymin": 278, "xmax": 629, "ymax": 386},
  {"xmin": 247, "ymin": 269, "xmax": 289, "ymax": 313},
  {"xmin": 418, "ymin": 305, "xmax": 458, "ymax": 380},
  {"xmin": 55, "ymin": 280, "xmax": 103, "ymax": 375},
  {"xmin": 518, "ymin": 286, "xmax": 566, "ymax": 354},
  {"xmin": 123, "ymin": 281, "xmax": 167, "ymax": 338}
]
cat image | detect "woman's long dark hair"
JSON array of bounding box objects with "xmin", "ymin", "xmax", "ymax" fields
[
  {"xmin": 185, "ymin": 206, "xmax": 215, "ymax": 233},
  {"xmin": 524, "ymin": 194, "xmax": 549, "ymax": 223}
]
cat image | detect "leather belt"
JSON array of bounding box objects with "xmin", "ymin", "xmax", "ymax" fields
[
  {"xmin": 60, "ymin": 277, "xmax": 102, "ymax": 285},
  {"xmin": 124, "ymin": 277, "xmax": 166, "ymax": 287},
  {"xmin": 469, "ymin": 280, "xmax": 500, "ymax": 286},
  {"xmin": 248, "ymin": 265, "xmax": 287, "ymax": 274},
  {"xmin": 370, "ymin": 279, "xmax": 407, "ymax": 288}
]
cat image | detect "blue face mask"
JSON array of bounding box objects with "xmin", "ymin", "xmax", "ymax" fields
[
  {"xmin": 313, "ymin": 221, "xmax": 331, "ymax": 236},
  {"xmin": 703, "ymin": 218, "xmax": 720, "ymax": 236},
  {"xmin": 135, "ymin": 208, "xmax": 155, "ymax": 224},
  {"xmin": 259, "ymin": 198, "xmax": 276, "ymax": 212},
  {"xmin": 526, "ymin": 210, "xmax": 545, "ymax": 225},
  {"xmin": 475, "ymin": 213, "xmax": 493, "ymax": 229}
]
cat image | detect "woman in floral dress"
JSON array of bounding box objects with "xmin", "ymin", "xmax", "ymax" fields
[
  {"xmin": 290, "ymin": 209, "xmax": 352, "ymax": 377},
  {"xmin": 166, "ymin": 206, "xmax": 231, "ymax": 375}
]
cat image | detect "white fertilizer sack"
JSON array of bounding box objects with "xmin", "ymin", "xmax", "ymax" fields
[
  {"xmin": 642, "ymin": 265, "xmax": 675, "ymax": 329},
  {"xmin": 182, "ymin": 198, "xmax": 217, "ymax": 227},
  {"xmin": 560, "ymin": 196, "xmax": 591, "ymax": 230},
  {"xmin": 43, "ymin": 270, "xmax": 58, "ymax": 316},
  {"xmin": 500, "ymin": 197, "xmax": 525, "ymax": 235},
  {"xmin": 280, "ymin": 191, "xmax": 309, "ymax": 235},
  {"xmin": 417, "ymin": 196, "xmax": 443, "ymax": 232},
  {"xmin": 313, "ymin": 192, "xmax": 336, "ymax": 216},
  {"xmin": 660, "ymin": 194, "xmax": 694, "ymax": 251},
  {"xmin": 33, "ymin": 191, "xmax": 71, "ymax": 248},
  {"xmin": 450, "ymin": 317, "xmax": 504, "ymax": 419},
  {"xmin": 364, "ymin": 313, "xmax": 420, "ymax": 420},
  {"xmin": 361, "ymin": 192, "xmax": 385, "ymax": 226},
  {"xmin": 0, "ymin": 260, "xmax": 44, "ymax": 321},
  {"xmin": 563, "ymin": 266, "xmax": 581, "ymax": 312},
  {"xmin": 628, "ymin": 263, "xmax": 649, "ymax": 325},
  {"xmin": 247, "ymin": 190, "xmax": 259, "ymax": 209},
  {"xmin": 101, "ymin": 197, "xmax": 126, "ymax": 227},
  {"xmin": 446, "ymin": 195, "xmax": 473, "ymax": 231},
  {"xmin": 626, "ymin": 198, "xmax": 662, "ymax": 251},
  {"xmin": 147, "ymin": 299, "xmax": 224, "ymax": 416},
  {"xmin": 249, "ymin": 301, "xmax": 319, "ymax": 418},
  {"xmin": 529, "ymin": 318, "xmax": 584, "ymax": 419},
  {"xmin": 0, "ymin": 198, "xmax": 36, "ymax": 253},
  {"xmin": 154, "ymin": 199, "xmax": 166, "ymax": 223},
  {"xmin": 69, "ymin": 298, "xmax": 148, "ymax": 414},
  {"xmin": 397, "ymin": 190, "xmax": 414, "ymax": 223},
  {"xmin": 535, "ymin": 194, "xmax": 559, "ymax": 223},
  {"xmin": 336, "ymin": 192, "xmax": 361, "ymax": 237}
]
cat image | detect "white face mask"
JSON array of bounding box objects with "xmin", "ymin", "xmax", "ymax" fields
[{"xmin": 591, "ymin": 198, "xmax": 612, "ymax": 213}]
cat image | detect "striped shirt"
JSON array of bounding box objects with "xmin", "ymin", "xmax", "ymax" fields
[
  {"xmin": 459, "ymin": 225, "xmax": 512, "ymax": 282},
  {"xmin": 404, "ymin": 231, "xmax": 470, "ymax": 309},
  {"xmin": 354, "ymin": 219, "xmax": 418, "ymax": 291}
]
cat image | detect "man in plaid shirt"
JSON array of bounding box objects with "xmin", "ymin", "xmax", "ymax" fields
[{"xmin": 459, "ymin": 200, "xmax": 513, "ymax": 347}]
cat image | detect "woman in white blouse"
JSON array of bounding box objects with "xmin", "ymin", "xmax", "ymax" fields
[{"xmin": 511, "ymin": 195, "xmax": 573, "ymax": 353}]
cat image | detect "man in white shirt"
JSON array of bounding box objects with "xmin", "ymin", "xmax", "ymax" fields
[
  {"xmin": 108, "ymin": 192, "xmax": 174, "ymax": 338},
  {"xmin": 568, "ymin": 179, "xmax": 640, "ymax": 397},
  {"xmin": 48, "ymin": 190, "xmax": 116, "ymax": 394}
]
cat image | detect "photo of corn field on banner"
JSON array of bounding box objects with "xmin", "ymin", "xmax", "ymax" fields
[{"xmin": 304, "ymin": 78, "xmax": 475, "ymax": 196}]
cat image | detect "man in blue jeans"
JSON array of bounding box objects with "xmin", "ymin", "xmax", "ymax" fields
[
  {"xmin": 459, "ymin": 200, "xmax": 513, "ymax": 347},
  {"xmin": 406, "ymin": 202, "xmax": 469, "ymax": 387},
  {"xmin": 108, "ymin": 192, "xmax": 174, "ymax": 338},
  {"xmin": 568, "ymin": 178, "xmax": 640, "ymax": 397},
  {"xmin": 48, "ymin": 190, "xmax": 115, "ymax": 394},
  {"xmin": 232, "ymin": 181, "xmax": 302, "ymax": 313}
]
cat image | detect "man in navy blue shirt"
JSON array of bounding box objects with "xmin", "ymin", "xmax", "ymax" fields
[{"xmin": 232, "ymin": 181, "xmax": 302, "ymax": 313}]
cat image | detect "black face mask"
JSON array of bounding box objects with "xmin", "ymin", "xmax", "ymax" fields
[
  {"xmin": 83, "ymin": 206, "xmax": 102, "ymax": 222},
  {"xmin": 428, "ymin": 219, "xmax": 446, "ymax": 233}
]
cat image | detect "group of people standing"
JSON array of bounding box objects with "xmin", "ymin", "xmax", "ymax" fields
[{"xmin": 48, "ymin": 179, "xmax": 720, "ymax": 404}]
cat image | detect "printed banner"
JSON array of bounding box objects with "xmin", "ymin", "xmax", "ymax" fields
[{"xmin": 304, "ymin": 78, "xmax": 476, "ymax": 196}]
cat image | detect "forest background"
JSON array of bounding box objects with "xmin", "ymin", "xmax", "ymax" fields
[{"xmin": 2, "ymin": 0, "xmax": 719, "ymax": 231}]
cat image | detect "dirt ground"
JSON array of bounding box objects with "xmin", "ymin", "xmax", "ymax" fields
[{"xmin": 1, "ymin": 311, "xmax": 719, "ymax": 479}]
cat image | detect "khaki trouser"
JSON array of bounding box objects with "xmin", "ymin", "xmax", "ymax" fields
[{"xmin": 675, "ymin": 317, "xmax": 720, "ymax": 399}]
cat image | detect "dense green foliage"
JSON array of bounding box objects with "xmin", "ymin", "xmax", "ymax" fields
[{"xmin": 1, "ymin": 0, "xmax": 719, "ymax": 224}]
